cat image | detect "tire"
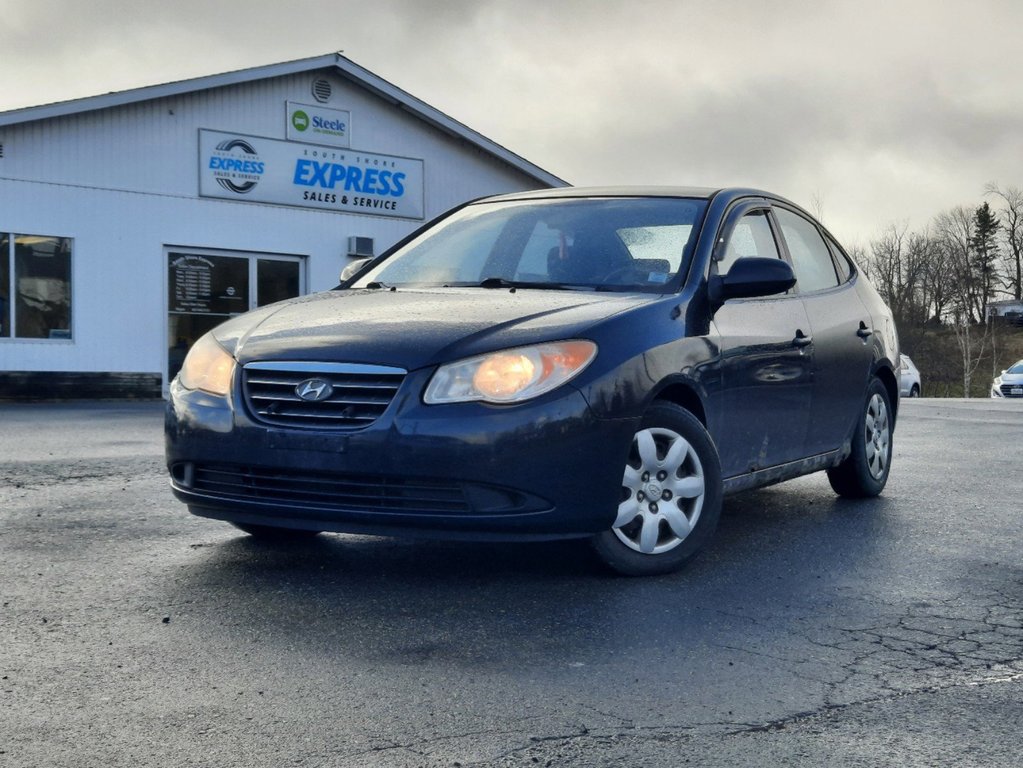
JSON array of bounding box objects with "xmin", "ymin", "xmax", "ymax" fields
[
  {"xmin": 591, "ymin": 402, "xmax": 723, "ymax": 577},
  {"xmin": 910, "ymin": 384, "xmax": 920, "ymax": 398},
  {"xmin": 230, "ymin": 522, "xmax": 322, "ymax": 540},
  {"xmin": 827, "ymin": 378, "xmax": 893, "ymax": 498}
]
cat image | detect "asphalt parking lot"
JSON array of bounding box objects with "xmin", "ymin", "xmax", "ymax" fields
[{"xmin": 2, "ymin": 398, "xmax": 1021, "ymax": 767}]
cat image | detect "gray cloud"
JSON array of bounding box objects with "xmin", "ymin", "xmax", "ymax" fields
[{"xmin": 2, "ymin": 0, "xmax": 1022, "ymax": 244}]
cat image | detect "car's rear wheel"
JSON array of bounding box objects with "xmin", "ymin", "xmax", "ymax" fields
[
  {"xmin": 230, "ymin": 522, "xmax": 322, "ymax": 540},
  {"xmin": 910, "ymin": 384, "xmax": 920, "ymax": 397},
  {"xmin": 591, "ymin": 402, "xmax": 722, "ymax": 576},
  {"xmin": 827, "ymin": 378, "xmax": 893, "ymax": 498}
]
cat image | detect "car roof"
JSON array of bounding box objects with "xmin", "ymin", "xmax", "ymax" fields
[{"xmin": 475, "ymin": 185, "xmax": 795, "ymax": 207}]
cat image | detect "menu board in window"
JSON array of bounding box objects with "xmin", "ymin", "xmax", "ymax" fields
[{"xmin": 168, "ymin": 253, "xmax": 248, "ymax": 315}]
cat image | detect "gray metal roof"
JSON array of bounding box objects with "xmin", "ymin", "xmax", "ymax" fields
[{"xmin": 0, "ymin": 52, "xmax": 567, "ymax": 188}]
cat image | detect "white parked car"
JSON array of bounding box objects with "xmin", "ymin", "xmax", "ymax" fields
[
  {"xmin": 899, "ymin": 354, "xmax": 921, "ymax": 398},
  {"xmin": 991, "ymin": 360, "xmax": 1023, "ymax": 399}
]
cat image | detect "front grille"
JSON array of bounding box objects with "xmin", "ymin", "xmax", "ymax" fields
[
  {"xmin": 243, "ymin": 361, "xmax": 406, "ymax": 429},
  {"xmin": 1000, "ymin": 383, "xmax": 1023, "ymax": 397},
  {"xmin": 190, "ymin": 464, "xmax": 471, "ymax": 515}
]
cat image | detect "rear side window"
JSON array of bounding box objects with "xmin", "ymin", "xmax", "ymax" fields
[
  {"xmin": 775, "ymin": 208, "xmax": 839, "ymax": 293},
  {"xmin": 825, "ymin": 233, "xmax": 854, "ymax": 283}
]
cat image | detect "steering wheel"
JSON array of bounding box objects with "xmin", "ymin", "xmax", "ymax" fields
[{"xmin": 601, "ymin": 265, "xmax": 640, "ymax": 285}]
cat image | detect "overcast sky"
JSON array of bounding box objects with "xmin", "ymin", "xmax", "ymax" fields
[{"xmin": 2, "ymin": 0, "xmax": 1022, "ymax": 246}]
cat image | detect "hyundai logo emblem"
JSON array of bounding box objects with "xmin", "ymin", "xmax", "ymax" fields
[{"xmin": 295, "ymin": 378, "xmax": 333, "ymax": 402}]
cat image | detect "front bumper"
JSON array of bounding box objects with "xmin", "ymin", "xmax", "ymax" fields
[
  {"xmin": 165, "ymin": 370, "xmax": 636, "ymax": 541},
  {"xmin": 991, "ymin": 380, "xmax": 1023, "ymax": 398}
]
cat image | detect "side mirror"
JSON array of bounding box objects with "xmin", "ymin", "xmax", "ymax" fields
[
  {"xmin": 339, "ymin": 257, "xmax": 371, "ymax": 284},
  {"xmin": 709, "ymin": 257, "xmax": 797, "ymax": 306}
]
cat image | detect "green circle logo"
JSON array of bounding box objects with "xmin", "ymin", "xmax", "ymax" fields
[{"xmin": 292, "ymin": 110, "xmax": 309, "ymax": 131}]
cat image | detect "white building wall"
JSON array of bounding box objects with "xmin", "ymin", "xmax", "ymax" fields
[
  {"xmin": 0, "ymin": 67, "xmax": 553, "ymax": 389},
  {"xmin": 0, "ymin": 70, "xmax": 539, "ymax": 220},
  {"xmin": 1, "ymin": 176, "xmax": 361, "ymax": 375}
]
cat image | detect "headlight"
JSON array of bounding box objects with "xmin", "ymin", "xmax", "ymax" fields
[
  {"xmin": 178, "ymin": 333, "xmax": 235, "ymax": 396},
  {"xmin": 424, "ymin": 340, "xmax": 597, "ymax": 404}
]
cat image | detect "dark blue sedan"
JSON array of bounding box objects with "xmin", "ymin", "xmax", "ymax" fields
[{"xmin": 166, "ymin": 187, "xmax": 899, "ymax": 575}]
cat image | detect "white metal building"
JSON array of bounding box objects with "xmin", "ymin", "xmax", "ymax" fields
[
  {"xmin": 989, "ymin": 298, "xmax": 1023, "ymax": 323},
  {"xmin": 0, "ymin": 53, "xmax": 565, "ymax": 398}
]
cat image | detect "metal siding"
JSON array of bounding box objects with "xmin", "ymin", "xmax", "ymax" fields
[{"xmin": 0, "ymin": 72, "xmax": 544, "ymax": 204}]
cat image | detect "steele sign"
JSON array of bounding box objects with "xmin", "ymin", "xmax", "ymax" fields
[{"xmin": 286, "ymin": 102, "xmax": 351, "ymax": 147}]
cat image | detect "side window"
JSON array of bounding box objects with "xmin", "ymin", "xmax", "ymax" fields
[
  {"xmin": 775, "ymin": 208, "xmax": 840, "ymax": 293},
  {"xmin": 717, "ymin": 210, "xmax": 780, "ymax": 275}
]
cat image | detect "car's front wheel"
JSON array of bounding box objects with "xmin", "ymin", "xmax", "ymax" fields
[
  {"xmin": 591, "ymin": 402, "xmax": 722, "ymax": 576},
  {"xmin": 827, "ymin": 378, "xmax": 893, "ymax": 498}
]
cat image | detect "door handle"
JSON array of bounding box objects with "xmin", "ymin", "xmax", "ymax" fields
[
  {"xmin": 857, "ymin": 322, "xmax": 873, "ymax": 339},
  {"xmin": 792, "ymin": 330, "xmax": 813, "ymax": 348}
]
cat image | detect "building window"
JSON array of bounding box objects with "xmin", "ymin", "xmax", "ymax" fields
[{"xmin": 0, "ymin": 233, "xmax": 73, "ymax": 339}]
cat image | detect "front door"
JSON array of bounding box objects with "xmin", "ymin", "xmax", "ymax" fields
[
  {"xmin": 167, "ymin": 250, "xmax": 303, "ymax": 386},
  {"xmin": 708, "ymin": 208, "xmax": 813, "ymax": 478}
]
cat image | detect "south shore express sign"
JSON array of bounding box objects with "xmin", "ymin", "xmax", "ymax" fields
[{"xmin": 198, "ymin": 130, "xmax": 424, "ymax": 220}]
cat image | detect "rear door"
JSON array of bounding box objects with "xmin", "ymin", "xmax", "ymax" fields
[{"xmin": 772, "ymin": 206, "xmax": 874, "ymax": 456}]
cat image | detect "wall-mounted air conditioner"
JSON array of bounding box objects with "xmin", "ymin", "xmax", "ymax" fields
[{"xmin": 347, "ymin": 236, "xmax": 374, "ymax": 258}]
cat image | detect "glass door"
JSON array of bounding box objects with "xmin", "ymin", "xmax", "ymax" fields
[
  {"xmin": 257, "ymin": 258, "xmax": 301, "ymax": 307},
  {"xmin": 167, "ymin": 250, "xmax": 304, "ymax": 384}
]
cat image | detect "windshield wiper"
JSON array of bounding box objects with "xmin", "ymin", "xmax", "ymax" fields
[{"xmin": 477, "ymin": 276, "xmax": 576, "ymax": 290}]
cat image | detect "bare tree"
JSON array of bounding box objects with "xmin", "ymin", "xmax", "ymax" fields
[
  {"xmin": 949, "ymin": 308, "xmax": 991, "ymax": 397},
  {"xmin": 863, "ymin": 222, "xmax": 952, "ymax": 327},
  {"xmin": 809, "ymin": 190, "xmax": 826, "ymax": 224},
  {"xmin": 933, "ymin": 206, "xmax": 994, "ymax": 395},
  {"xmin": 917, "ymin": 229, "xmax": 952, "ymax": 323},
  {"xmin": 866, "ymin": 222, "xmax": 907, "ymax": 319},
  {"xmin": 985, "ymin": 183, "xmax": 1023, "ymax": 300},
  {"xmin": 934, "ymin": 206, "xmax": 979, "ymax": 323}
]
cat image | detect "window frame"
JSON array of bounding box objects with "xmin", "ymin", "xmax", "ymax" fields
[{"xmin": 710, "ymin": 200, "xmax": 795, "ymax": 292}]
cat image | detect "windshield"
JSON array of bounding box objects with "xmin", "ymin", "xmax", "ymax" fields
[
  {"xmin": 1007, "ymin": 361, "xmax": 1023, "ymax": 374},
  {"xmin": 352, "ymin": 197, "xmax": 706, "ymax": 292}
]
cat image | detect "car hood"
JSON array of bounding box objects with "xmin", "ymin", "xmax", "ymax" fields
[
  {"xmin": 996, "ymin": 372, "xmax": 1023, "ymax": 384},
  {"xmin": 214, "ymin": 287, "xmax": 659, "ymax": 370}
]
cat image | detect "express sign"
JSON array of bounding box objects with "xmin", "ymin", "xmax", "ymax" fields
[{"xmin": 198, "ymin": 130, "xmax": 425, "ymax": 220}]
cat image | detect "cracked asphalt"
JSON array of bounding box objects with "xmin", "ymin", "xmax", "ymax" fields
[{"xmin": 1, "ymin": 399, "xmax": 1021, "ymax": 767}]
